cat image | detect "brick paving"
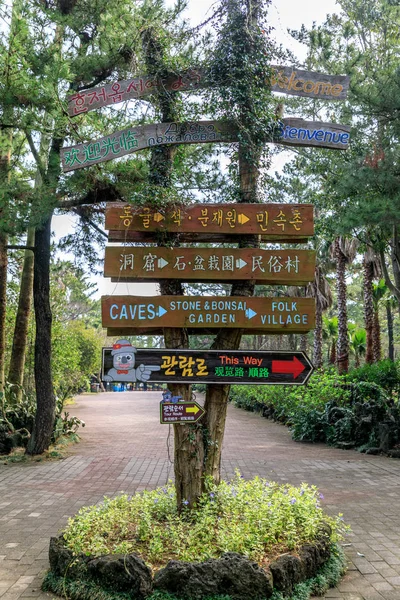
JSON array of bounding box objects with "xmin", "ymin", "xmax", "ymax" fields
[{"xmin": 1, "ymin": 392, "xmax": 400, "ymax": 599}]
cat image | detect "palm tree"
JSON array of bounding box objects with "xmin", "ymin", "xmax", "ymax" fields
[
  {"xmin": 386, "ymin": 295, "xmax": 397, "ymax": 361},
  {"xmin": 331, "ymin": 237, "xmax": 358, "ymax": 374},
  {"xmin": 323, "ymin": 316, "xmax": 338, "ymax": 365},
  {"xmin": 372, "ymin": 279, "xmax": 388, "ymax": 362},
  {"xmin": 363, "ymin": 249, "xmax": 381, "ymax": 364},
  {"xmin": 349, "ymin": 327, "xmax": 367, "ymax": 368},
  {"xmin": 307, "ymin": 266, "xmax": 333, "ymax": 369}
]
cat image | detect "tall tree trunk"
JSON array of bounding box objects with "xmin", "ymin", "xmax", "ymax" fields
[
  {"xmin": 330, "ymin": 340, "xmax": 336, "ymax": 365},
  {"xmin": 335, "ymin": 239, "xmax": 349, "ymax": 374},
  {"xmin": 313, "ymin": 302, "xmax": 323, "ymax": 368},
  {"xmin": 300, "ymin": 333, "xmax": 308, "ymax": 353},
  {"xmin": 203, "ymin": 143, "xmax": 259, "ymax": 484},
  {"xmin": 0, "ymin": 111, "xmax": 13, "ymax": 393},
  {"xmin": 372, "ymin": 307, "xmax": 381, "ymax": 362},
  {"xmin": 387, "ymin": 301, "xmax": 394, "ymax": 361},
  {"xmin": 26, "ymin": 214, "xmax": 55, "ymax": 454},
  {"xmin": 8, "ymin": 227, "xmax": 35, "ymax": 403},
  {"xmin": 142, "ymin": 28, "xmax": 203, "ymax": 509},
  {"xmin": 363, "ymin": 257, "xmax": 374, "ymax": 364}
]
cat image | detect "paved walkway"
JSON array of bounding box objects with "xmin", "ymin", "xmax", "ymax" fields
[{"xmin": 1, "ymin": 392, "xmax": 400, "ymax": 599}]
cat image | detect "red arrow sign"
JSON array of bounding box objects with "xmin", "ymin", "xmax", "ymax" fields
[{"xmin": 272, "ymin": 356, "xmax": 306, "ymax": 379}]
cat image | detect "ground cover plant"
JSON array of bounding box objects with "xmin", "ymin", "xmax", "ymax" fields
[
  {"xmin": 229, "ymin": 361, "xmax": 400, "ymax": 451},
  {"xmin": 62, "ymin": 473, "xmax": 347, "ymax": 571}
]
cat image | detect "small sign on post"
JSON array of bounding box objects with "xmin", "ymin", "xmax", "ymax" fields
[{"xmin": 160, "ymin": 401, "xmax": 205, "ymax": 424}]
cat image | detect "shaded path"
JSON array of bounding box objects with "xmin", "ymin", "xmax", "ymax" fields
[{"xmin": 1, "ymin": 391, "xmax": 400, "ymax": 599}]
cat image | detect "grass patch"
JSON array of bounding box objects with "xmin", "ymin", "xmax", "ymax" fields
[
  {"xmin": 42, "ymin": 543, "xmax": 346, "ymax": 600},
  {"xmin": 62, "ymin": 473, "xmax": 348, "ymax": 571},
  {"xmin": 1, "ymin": 433, "xmax": 80, "ymax": 464}
]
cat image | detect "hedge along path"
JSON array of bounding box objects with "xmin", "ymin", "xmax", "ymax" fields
[
  {"xmin": 61, "ymin": 119, "xmax": 351, "ymax": 172},
  {"xmin": 66, "ymin": 65, "xmax": 350, "ymax": 116}
]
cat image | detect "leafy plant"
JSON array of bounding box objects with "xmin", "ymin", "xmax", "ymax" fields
[{"xmin": 62, "ymin": 473, "xmax": 348, "ymax": 570}]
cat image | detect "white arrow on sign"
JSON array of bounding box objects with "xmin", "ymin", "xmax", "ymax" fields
[
  {"xmin": 158, "ymin": 258, "xmax": 169, "ymax": 269},
  {"xmin": 245, "ymin": 308, "xmax": 257, "ymax": 320},
  {"xmin": 157, "ymin": 307, "xmax": 168, "ymax": 317},
  {"xmin": 236, "ymin": 258, "xmax": 247, "ymax": 269}
]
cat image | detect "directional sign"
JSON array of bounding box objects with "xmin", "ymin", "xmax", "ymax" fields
[
  {"xmin": 67, "ymin": 66, "xmax": 349, "ymax": 116},
  {"xmin": 105, "ymin": 247, "xmax": 316, "ymax": 286},
  {"xmin": 101, "ymin": 296, "xmax": 315, "ymax": 335},
  {"xmin": 61, "ymin": 118, "xmax": 350, "ymax": 172},
  {"xmin": 61, "ymin": 121, "xmax": 235, "ymax": 172},
  {"xmin": 101, "ymin": 348, "xmax": 314, "ymax": 385},
  {"xmin": 160, "ymin": 401, "xmax": 205, "ymax": 424},
  {"xmin": 105, "ymin": 203, "xmax": 314, "ymax": 243}
]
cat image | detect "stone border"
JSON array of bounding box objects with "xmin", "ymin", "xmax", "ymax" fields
[{"xmin": 47, "ymin": 524, "xmax": 332, "ymax": 599}]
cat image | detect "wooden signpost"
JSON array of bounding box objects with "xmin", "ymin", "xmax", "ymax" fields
[
  {"xmin": 105, "ymin": 202, "xmax": 314, "ymax": 243},
  {"xmin": 62, "ymin": 118, "xmax": 350, "ymax": 172},
  {"xmin": 101, "ymin": 348, "xmax": 314, "ymax": 386},
  {"xmin": 67, "ymin": 66, "xmax": 349, "ymax": 116},
  {"xmin": 104, "ymin": 247, "xmax": 316, "ymax": 285},
  {"xmin": 101, "ymin": 295, "xmax": 315, "ymax": 335}
]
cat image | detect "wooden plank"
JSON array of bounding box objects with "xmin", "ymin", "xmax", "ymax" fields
[
  {"xmin": 61, "ymin": 118, "xmax": 350, "ymax": 172},
  {"xmin": 105, "ymin": 247, "xmax": 316, "ymax": 285},
  {"xmin": 107, "ymin": 231, "xmax": 311, "ymax": 244},
  {"xmin": 275, "ymin": 118, "xmax": 351, "ymax": 150},
  {"xmin": 67, "ymin": 69, "xmax": 206, "ymax": 116},
  {"xmin": 106, "ymin": 326, "xmax": 312, "ymax": 336},
  {"xmin": 105, "ymin": 202, "xmax": 314, "ymax": 239},
  {"xmin": 270, "ymin": 66, "xmax": 349, "ymax": 100},
  {"xmin": 101, "ymin": 295, "xmax": 315, "ymax": 333},
  {"xmin": 67, "ymin": 66, "xmax": 349, "ymax": 116},
  {"xmin": 61, "ymin": 121, "xmax": 235, "ymax": 172}
]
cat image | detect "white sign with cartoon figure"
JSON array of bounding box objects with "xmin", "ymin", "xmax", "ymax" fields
[{"xmin": 103, "ymin": 339, "xmax": 161, "ymax": 382}]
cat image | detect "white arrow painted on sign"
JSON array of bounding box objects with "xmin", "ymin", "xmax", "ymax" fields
[
  {"xmin": 157, "ymin": 307, "xmax": 168, "ymax": 318},
  {"xmin": 158, "ymin": 258, "xmax": 169, "ymax": 269},
  {"xmin": 245, "ymin": 308, "xmax": 257, "ymax": 319},
  {"xmin": 236, "ymin": 258, "xmax": 247, "ymax": 269}
]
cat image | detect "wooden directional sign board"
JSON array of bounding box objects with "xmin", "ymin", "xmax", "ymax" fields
[
  {"xmin": 62, "ymin": 119, "xmax": 350, "ymax": 172},
  {"xmin": 105, "ymin": 247, "xmax": 316, "ymax": 286},
  {"xmin": 102, "ymin": 295, "xmax": 315, "ymax": 336},
  {"xmin": 62, "ymin": 121, "xmax": 234, "ymax": 172},
  {"xmin": 101, "ymin": 347, "xmax": 314, "ymax": 385},
  {"xmin": 67, "ymin": 66, "xmax": 349, "ymax": 116},
  {"xmin": 160, "ymin": 402, "xmax": 205, "ymax": 424},
  {"xmin": 105, "ymin": 203, "xmax": 314, "ymax": 243}
]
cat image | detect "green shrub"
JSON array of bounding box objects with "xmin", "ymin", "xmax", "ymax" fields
[
  {"xmin": 62, "ymin": 473, "xmax": 347, "ymax": 570},
  {"xmin": 347, "ymin": 360, "xmax": 400, "ymax": 395},
  {"xmin": 230, "ymin": 368, "xmax": 400, "ymax": 450}
]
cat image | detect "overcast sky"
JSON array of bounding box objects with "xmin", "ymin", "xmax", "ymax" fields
[{"xmin": 54, "ymin": 0, "xmax": 341, "ymax": 298}]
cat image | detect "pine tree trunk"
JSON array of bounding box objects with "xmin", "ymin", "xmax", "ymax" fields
[
  {"xmin": 387, "ymin": 301, "xmax": 394, "ymax": 361},
  {"xmin": 372, "ymin": 308, "xmax": 381, "ymax": 362},
  {"xmin": 0, "ymin": 116, "xmax": 13, "ymax": 393},
  {"xmin": 363, "ymin": 257, "xmax": 374, "ymax": 364},
  {"xmin": 26, "ymin": 215, "xmax": 55, "ymax": 455},
  {"xmin": 8, "ymin": 228, "xmax": 35, "ymax": 404},
  {"xmin": 335, "ymin": 239, "xmax": 349, "ymax": 374},
  {"xmin": 313, "ymin": 302, "xmax": 323, "ymax": 368},
  {"xmin": 203, "ymin": 142, "xmax": 259, "ymax": 484}
]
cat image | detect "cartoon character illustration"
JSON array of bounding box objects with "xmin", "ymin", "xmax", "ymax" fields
[
  {"xmin": 161, "ymin": 390, "xmax": 182, "ymax": 403},
  {"xmin": 103, "ymin": 339, "xmax": 161, "ymax": 382}
]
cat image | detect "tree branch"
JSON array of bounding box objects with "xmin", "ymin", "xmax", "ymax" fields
[{"xmin": 379, "ymin": 248, "xmax": 400, "ymax": 303}]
